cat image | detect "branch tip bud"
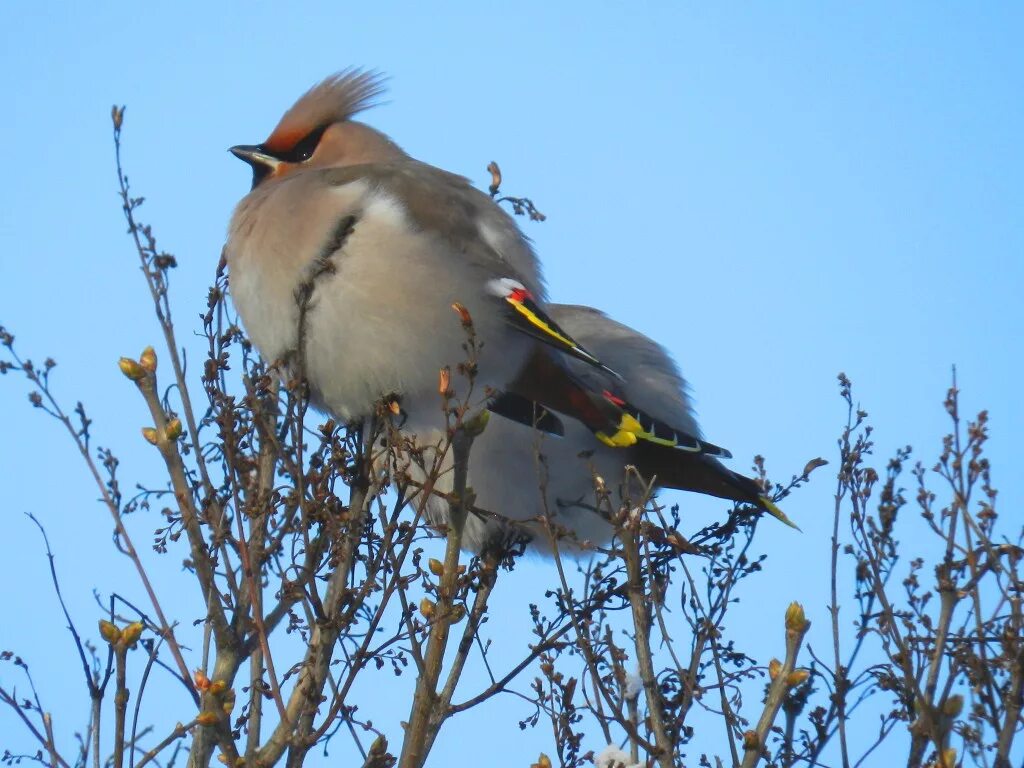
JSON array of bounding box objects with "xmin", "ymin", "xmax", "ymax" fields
[
  {"xmin": 486, "ymin": 161, "xmax": 502, "ymax": 196},
  {"xmin": 139, "ymin": 346, "xmax": 157, "ymax": 373},
  {"xmin": 194, "ymin": 668, "xmax": 211, "ymax": 692},
  {"xmin": 451, "ymin": 302, "xmax": 473, "ymax": 327},
  {"xmin": 785, "ymin": 601, "xmax": 808, "ymax": 632},
  {"xmin": 118, "ymin": 357, "xmax": 146, "ymax": 381},
  {"xmin": 99, "ymin": 620, "xmax": 121, "ymax": 644},
  {"xmin": 120, "ymin": 622, "xmax": 144, "ymax": 647}
]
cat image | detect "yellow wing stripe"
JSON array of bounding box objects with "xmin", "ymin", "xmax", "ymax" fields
[
  {"xmin": 508, "ymin": 299, "xmax": 587, "ymax": 356},
  {"xmin": 595, "ymin": 413, "xmax": 644, "ymax": 448},
  {"xmin": 634, "ymin": 427, "xmax": 680, "ymax": 448},
  {"xmin": 596, "ymin": 412, "xmax": 691, "ymax": 450},
  {"xmin": 595, "ymin": 431, "xmax": 637, "ymax": 447}
]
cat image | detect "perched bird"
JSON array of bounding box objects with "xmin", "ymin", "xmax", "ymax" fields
[
  {"xmin": 223, "ymin": 70, "xmax": 621, "ymax": 511},
  {"xmin": 434, "ymin": 304, "xmax": 795, "ymax": 553},
  {"xmin": 224, "ymin": 70, "xmax": 790, "ymax": 549},
  {"xmin": 225, "ymin": 70, "xmax": 545, "ymax": 440}
]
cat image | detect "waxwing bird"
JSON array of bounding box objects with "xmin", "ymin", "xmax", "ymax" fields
[
  {"xmin": 432, "ymin": 304, "xmax": 795, "ymax": 554},
  {"xmin": 224, "ymin": 70, "xmax": 789, "ymax": 548},
  {"xmin": 225, "ymin": 70, "xmax": 547, "ymax": 441},
  {"xmin": 224, "ymin": 71, "xmax": 635, "ymax": 515}
]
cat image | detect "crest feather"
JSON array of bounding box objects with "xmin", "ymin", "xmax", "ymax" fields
[{"xmin": 265, "ymin": 69, "xmax": 387, "ymax": 152}]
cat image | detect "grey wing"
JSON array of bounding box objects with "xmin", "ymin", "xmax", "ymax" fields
[
  {"xmin": 340, "ymin": 161, "xmax": 547, "ymax": 299},
  {"xmin": 549, "ymin": 304, "xmax": 702, "ymax": 440}
]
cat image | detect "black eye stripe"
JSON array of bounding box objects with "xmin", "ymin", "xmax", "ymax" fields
[{"xmin": 267, "ymin": 124, "xmax": 330, "ymax": 163}]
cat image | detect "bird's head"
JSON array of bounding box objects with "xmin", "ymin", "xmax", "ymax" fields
[{"xmin": 229, "ymin": 69, "xmax": 406, "ymax": 189}]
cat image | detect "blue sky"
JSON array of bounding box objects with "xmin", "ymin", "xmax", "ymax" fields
[{"xmin": 1, "ymin": 3, "xmax": 1021, "ymax": 765}]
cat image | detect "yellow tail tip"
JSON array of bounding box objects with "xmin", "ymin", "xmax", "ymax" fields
[
  {"xmin": 759, "ymin": 496, "xmax": 800, "ymax": 531},
  {"xmin": 595, "ymin": 429, "xmax": 638, "ymax": 448}
]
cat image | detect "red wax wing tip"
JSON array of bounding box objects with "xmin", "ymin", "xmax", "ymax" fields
[
  {"xmin": 486, "ymin": 277, "xmax": 532, "ymax": 300},
  {"xmin": 603, "ymin": 390, "xmax": 626, "ymax": 407}
]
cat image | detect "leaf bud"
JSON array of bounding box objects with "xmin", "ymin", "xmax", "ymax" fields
[
  {"xmin": 463, "ymin": 409, "xmax": 490, "ymax": 437},
  {"xmin": 195, "ymin": 711, "xmax": 219, "ymax": 726},
  {"xmin": 119, "ymin": 357, "xmax": 146, "ymax": 381},
  {"xmin": 194, "ymin": 668, "xmax": 211, "ymax": 692},
  {"xmin": 786, "ymin": 669, "xmax": 810, "ymax": 687},
  {"xmin": 785, "ymin": 602, "xmax": 808, "ymax": 632},
  {"xmin": 139, "ymin": 346, "xmax": 157, "ymax": 374},
  {"xmin": 450, "ymin": 302, "xmax": 473, "ymax": 327},
  {"xmin": 120, "ymin": 622, "xmax": 144, "ymax": 647},
  {"xmin": 419, "ymin": 598, "xmax": 436, "ymax": 619},
  {"xmin": 98, "ymin": 620, "xmax": 121, "ymax": 644},
  {"xmin": 165, "ymin": 418, "xmax": 183, "ymax": 441},
  {"xmin": 942, "ymin": 694, "xmax": 964, "ymax": 717}
]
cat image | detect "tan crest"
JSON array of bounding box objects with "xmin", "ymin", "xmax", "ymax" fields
[{"xmin": 265, "ymin": 69, "xmax": 387, "ymax": 152}]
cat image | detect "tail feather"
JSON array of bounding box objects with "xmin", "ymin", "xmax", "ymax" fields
[
  {"xmin": 507, "ymin": 346, "xmax": 797, "ymax": 529},
  {"xmin": 634, "ymin": 444, "xmax": 799, "ymax": 529},
  {"xmin": 755, "ymin": 495, "xmax": 798, "ymax": 530}
]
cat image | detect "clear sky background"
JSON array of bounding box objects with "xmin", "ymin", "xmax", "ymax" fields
[{"xmin": 1, "ymin": 3, "xmax": 1021, "ymax": 766}]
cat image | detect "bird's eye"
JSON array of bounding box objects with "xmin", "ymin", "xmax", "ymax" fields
[{"xmin": 281, "ymin": 125, "xmax": 329, "ymax": 163}]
